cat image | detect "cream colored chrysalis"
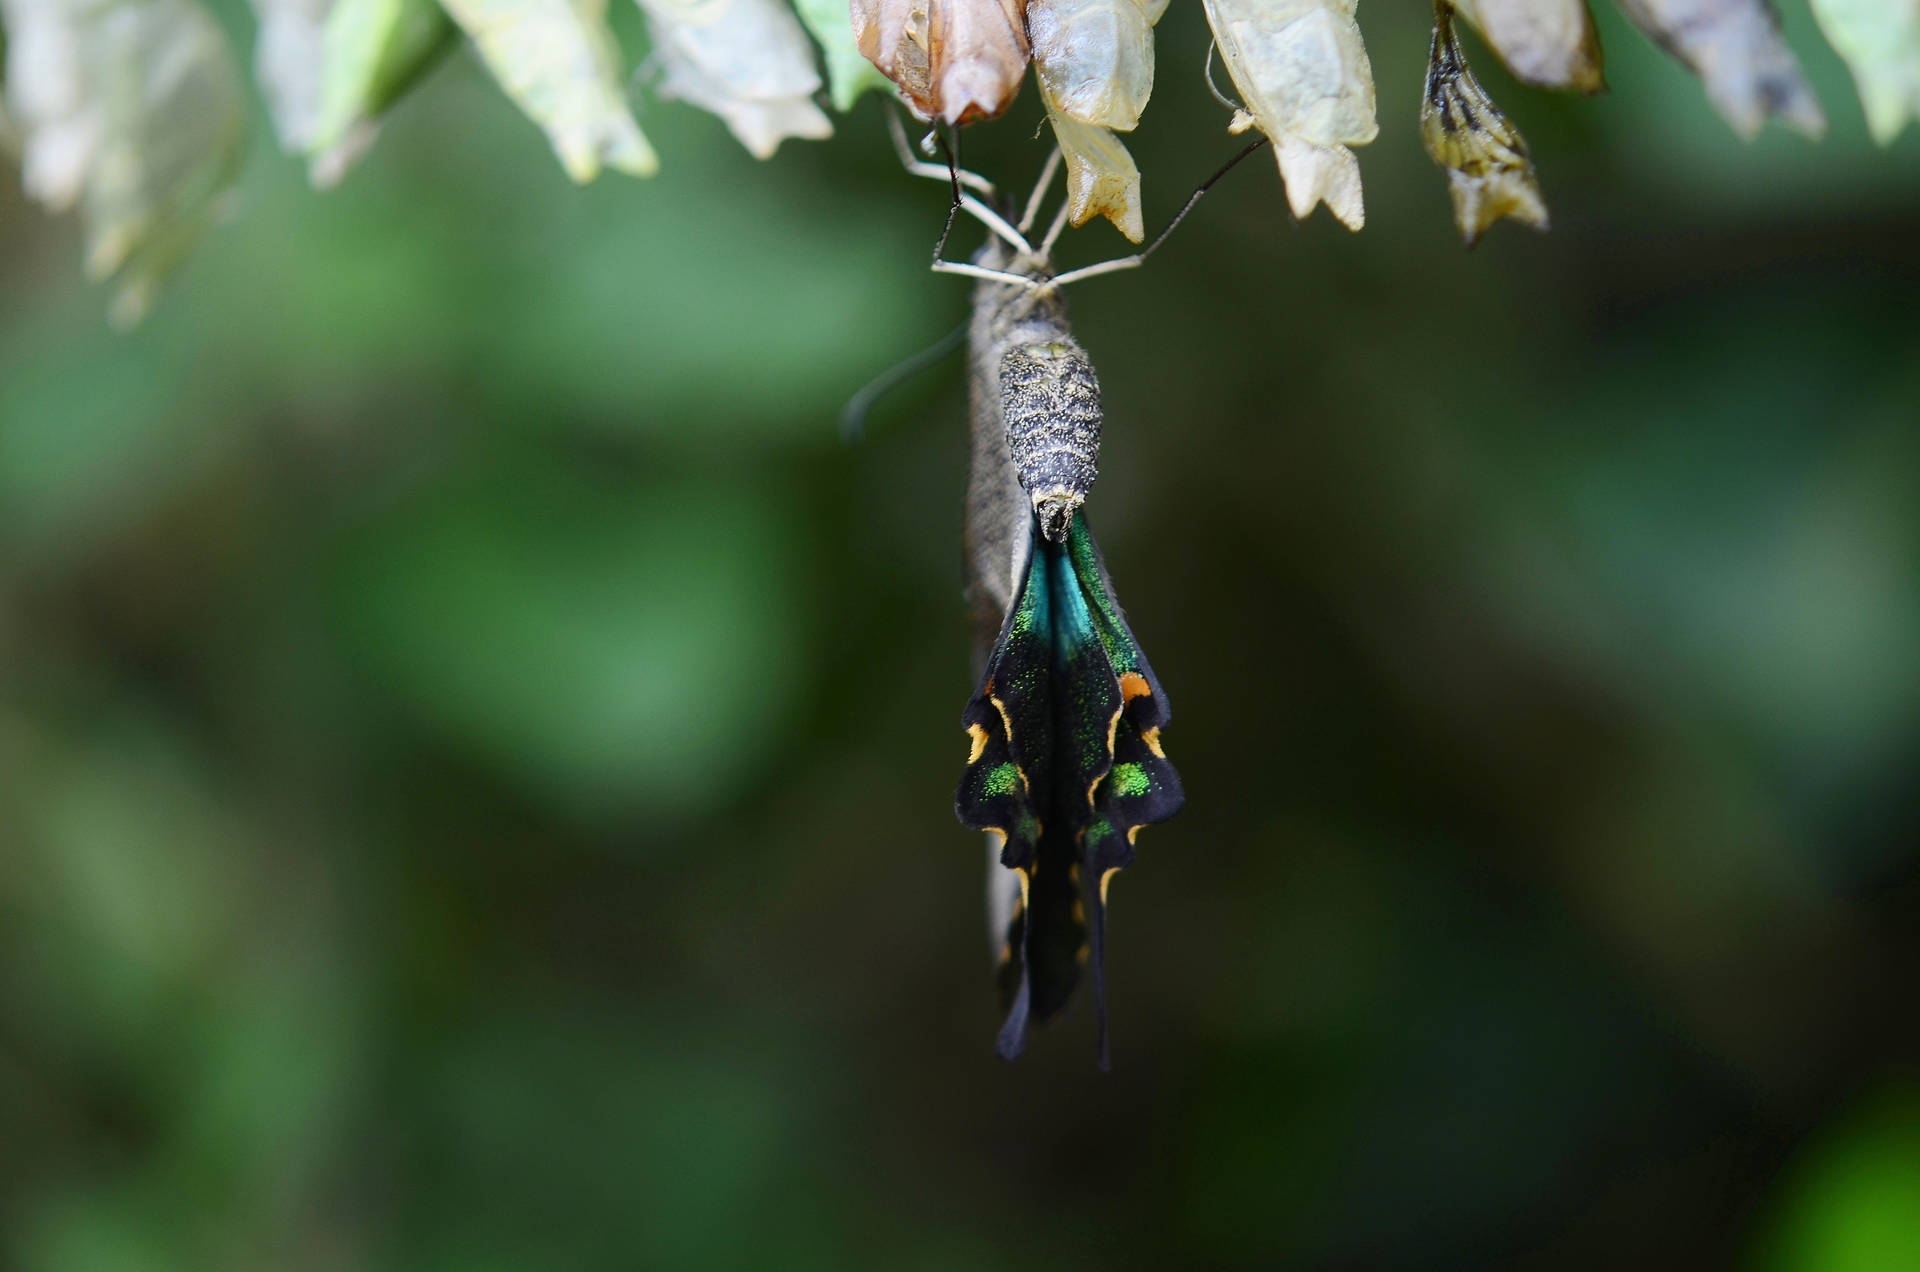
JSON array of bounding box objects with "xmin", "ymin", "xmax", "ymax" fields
[
  {"xmin": 1199, "ymin": 0, "xmax": 1379, "ymax": 231},
  {"xmin": 1028, "ymin": 0, "xmax": 1165, "ymax": 131},
  {"xmin": 1043, "ymin": 110, "xmax": 1145, "ymax": 243},
  {"xmin": 440, "ymin": 0, "xmax": 658, "ymax": 181},
  {"xmin": 1028, "ymin": 0, "xmax": 1166, "ymax": 243},
  {"xmin": 1421, "ymin": 2, "xmax": 1547, "ymax": 246},
  {"xmin": 1811, "ymin": 0, "xmax": 1920, "ymax": 145},
  {"xmin": 635, "ymin": 0, "xmax": 833, "ymax": 159},
  {"xmin": 1450, "ymin": 0, "xmax": 1603, "ymax": 94}
]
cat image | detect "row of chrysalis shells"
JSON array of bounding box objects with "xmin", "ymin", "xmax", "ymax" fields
[{"xmin": 2, "ymin": 0, "xmax": 1917, "ymax": 322}]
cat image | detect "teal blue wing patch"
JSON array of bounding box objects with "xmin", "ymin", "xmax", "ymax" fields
[{"xmin": 956, "ymin": 511, "xmax": 1183, "ymax": 1066}]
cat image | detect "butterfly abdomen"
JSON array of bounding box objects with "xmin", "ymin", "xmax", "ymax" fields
[{"xmin": 1001, "ymin": 336, "xmax": 1101, "ymax": 543}]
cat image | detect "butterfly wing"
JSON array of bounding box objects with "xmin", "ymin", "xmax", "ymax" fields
[{"xmin": 957, "ymin": 511, "xmax": 1182, "ymax": 1065}]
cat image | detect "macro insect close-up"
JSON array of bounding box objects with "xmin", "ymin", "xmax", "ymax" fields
[{"xmin": 3, "ymin": 0, "xmax": 1920, "ymax": 1267}]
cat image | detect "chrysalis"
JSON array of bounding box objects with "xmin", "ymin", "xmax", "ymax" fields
[
  {"xmin": 439, "ymin": 0, "xmax": 659, "ymax": 181},
  {"xmin": 1450, "ymin": 0, "xmax": 1604, "ymax": 94},
  {"xmin": 958, "ymin": 237, "xmax": 1183, "ymax": 1067},
  {"xmin": 851, "ymin": 0, "xmax": 1030, "ymax": 124},
  {"xmin": 1811, "ymin": 0, "xmax": 1920, "ymax": 145},
  {"xmin": 1615, "ymin": 0, "xmax": 1825, "ymax": 139},
  {"xmin": 1027, "ymin": 0, "xmax": 1159, "ymax": 242},
  {"xmin": 1, "ymin": 0, "xmax": 246, "ymax": 326},
  {"xmin": 309, "ymin": 0, "xmax": 456, "ymax": 186},
  {"xmin": 1199, "ymin": 0, "xmax": 1379, "ymax": 231},
  {"xmin": 1028, "ymin": 0, "xmax": 1163, "ymax": 132},
  {"xmin": 1042, "ymin": 102, "xmax": 1146, "ymax": 244},
  {"xmin": 1421, "ymin": 1, "xmax": 1548, "ymax": 246},
  {"xmin": 635, "ymin": 0, "xmax": 834, "ymax": 159}
]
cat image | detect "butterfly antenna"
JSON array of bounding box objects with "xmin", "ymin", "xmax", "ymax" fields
[
  {"xmin": 840, "ymin": 319, "xmax": 970, "ymax": 441},
  {"xmin": 1139, "ymin": 135, "xmax": 1269, "ymax": 264}
]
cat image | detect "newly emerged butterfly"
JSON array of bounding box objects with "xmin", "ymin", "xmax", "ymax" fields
[
  {"xmin": 876, "ymin": 126, "xmax": 1264, "ymax": 1064},
  {"xmin": 957, "ymin": 232, "xmax": 1183, "ymax": 1067}
]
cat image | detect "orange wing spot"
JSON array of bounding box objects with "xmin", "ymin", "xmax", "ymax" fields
[
  {"xmin": 996, "ymin": 940, "xmax": 1012, "ymax": 966},
  {"xmin": 989, "ymin": 694, "xmax": 1016, "ymax": 740},
  {"xmin": 1071, "ymin": 897, "xmax": 1086, "ymax": 924},
  {"xmin": 1119, "ymin": 672, "xmax": 1151, "ymax": 702},
  {"xmin": 1141, "ymin": 727, "xmax": 1165, "ymax": 759},
  {"xmin": 986, "ymin": 828, "xmax": 1008, "ymax": 852},
  {"xmin": 1100, "ymin": 866, "xmax": 1121, "ymax": 904},
  {"xmin": 965, "ymin": 722, "xmax": 991, "ymax": 764},
  {"xmin": 1016, "ymin": 866, "xmax": 1031, "ymax": 914},
  {"xmin": 1126, "ymin": 825, "xmax": 1142, "ymax": 846},
  {"xmin": 1075, "ymin": 943, "xmax": 1090, "ymax": 966}
]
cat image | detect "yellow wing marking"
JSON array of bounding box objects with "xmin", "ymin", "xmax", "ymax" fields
[{"xmin": 965, "ymin": 722, "xmax": 991, "ymax": 764}]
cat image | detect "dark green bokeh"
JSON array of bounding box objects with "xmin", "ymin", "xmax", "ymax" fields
[{"xmin": 3, "ymin": 5, "xmax": 1919, "ymax": 1268}]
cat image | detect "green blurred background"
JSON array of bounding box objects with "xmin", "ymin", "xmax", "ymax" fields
[{"xmin": 4, "ymin": 3, "xmax": 1920, "ymax": 1268}]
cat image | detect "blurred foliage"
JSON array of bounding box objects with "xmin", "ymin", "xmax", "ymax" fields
[{"xmin": 2, "ymin": 3, "xmax": 1919, "ymax": 1269}]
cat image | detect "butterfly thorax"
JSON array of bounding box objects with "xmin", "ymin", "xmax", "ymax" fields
[{"xmin": 963, "ymin": 239, "xmax": 1104, "ymax": 644}]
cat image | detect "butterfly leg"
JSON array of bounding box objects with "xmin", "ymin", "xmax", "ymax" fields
[
  {"xmin": 1018, "ymin": 148, "xmax": 1064, "ymax": 237},
  {"xmin": 888, "ymin": 109, "xmax": 1045, "ymax": 280},
  {"xmin": 887, "ymin": 107, "xmax": 997, "ymax": 198}
]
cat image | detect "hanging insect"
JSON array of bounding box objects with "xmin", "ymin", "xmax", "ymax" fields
[{"xmin": 882, "ymin": 121, "xmax": 1264, "ymax": 1065}]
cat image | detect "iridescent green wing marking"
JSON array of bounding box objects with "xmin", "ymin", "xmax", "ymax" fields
[
  {"xmin": 957, "ymin": 510, "xmax": 1183, "ymax": 1066},
  {"xmin": 956, "ymin": 529, "xmax": 1084, "ymax": 1058},
  {"xmin": 1062, "ymin": 514, "xmax": 1183, "ymax": 1069}
]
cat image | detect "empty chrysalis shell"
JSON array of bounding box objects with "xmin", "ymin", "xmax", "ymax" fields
[
  {"xmin": 1421, "ymin": 2, "xmax": 1548, "ymax": 246},
  {"xmin": 1810, "ymin": 0, "xmax": 1920, "ymax": 145},
  {"xmin": 1199, "ymin": 0, "xmax": 1379, "ymax": 231},
  {"xmin": 637, "ymin": 0, "xmax": 834, "ymax": 159},
  {"xmin": 1450, "ymin": 0, "xmax": 1605, "ymax": 94},
  {"xmin": 1028, "ymin": 0, "xmax": 1161, "ymax": 133},
  {"xmin": 440, "ymin": 0, "xmax": 659, "ymax": 182},
  {"xmin": 852, "ymin": 0, "xmax": 1030, "ymax": 124},
  {"xmin": 1614, "ymin": 0, "xmax": 1824, "ymax": 140},
  {"xmin": 1042, "ymin": 104, "xmax": 1146, "ymax": 243}
]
